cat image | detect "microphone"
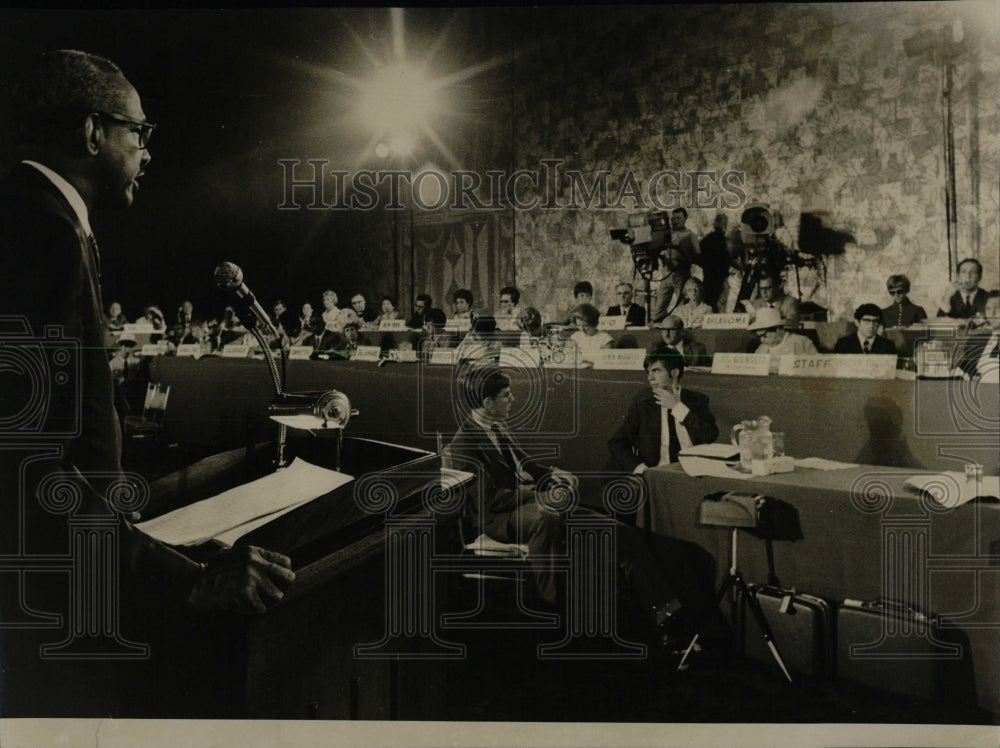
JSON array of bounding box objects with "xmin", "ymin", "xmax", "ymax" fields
[{"xmin": 214, "ymin": 261, "xmax": 279, "ymax": 338}]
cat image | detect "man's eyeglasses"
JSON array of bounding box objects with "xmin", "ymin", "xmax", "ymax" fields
[
  {"xmin": 889, "ymin": 289, "xmax": 907, "ymax": 296},
  {"xmin": 95, "ymin": 111, "xmax": 156, "ymax": 149}
]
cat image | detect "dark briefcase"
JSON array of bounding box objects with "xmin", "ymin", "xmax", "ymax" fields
[
  {"xmin": 836, "ymin": 598, "xmax": 974, "ymax": 705},
  {"xmin": 741, "ymin": 585, "xmax": 834, "ymax": 678}
]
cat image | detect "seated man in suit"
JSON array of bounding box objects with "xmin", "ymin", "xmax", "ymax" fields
[
  {"xmin": 655, "ymin": 315, "xmax": 710, "ymax": 367},
  {"xmin": 937, "ymin": 258, "xmax": 989, "ymax": 320},
  {"xmin": 607, "ymin": 343, "xmax": 720, "ymax": 474},
  {"xmin": 447, "ymin": 365, "xmax": 719, "ymax": 644},
  {"xmin": 955, "ymin": 291, "xmax": 1000, "ymax": 383},
  {"xmin": 834, "ymin": 304, "xmax": 898, "ymax": 355},
  {"xmin": 743, "ymin": 273, "xmax": 801, "ymax": 327},
  {"xmin": 606, "ymin": 282, "xmax": 647, "ymax": 327}
]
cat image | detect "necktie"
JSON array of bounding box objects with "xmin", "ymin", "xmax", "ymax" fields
[
  {"xmin": 666, "ymin": 410, "xmax": 680, "ymax": 463},
  {"xmin": 88, "ymin": 234, "xmax": 102, "ymax": 279},
  {"xmin": 965, "ymin": 295, "xmax": 973, "ymax": 316},
  {"xmin": 863, "ymin": 340, "xmax": 871, "ymax": 354},
  {"xmin": 491, "ymin": 424, "xmax": 519, "ymax": 478}
]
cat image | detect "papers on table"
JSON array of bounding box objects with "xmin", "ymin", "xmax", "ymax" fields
[
  {"xmin": 679, "ymin": 443, "xmax": 739, "ymax": 461},
  {"xmin": 904, "ymin": 472, "xmax": 1000, "ymax": 509},
  {"xmin": 793, "ymin": 457, "xmax": 860, "ymax": 471},
  {"xmin": 136, "ymin": 458, "xmax": 354, "ymax": 547},
  {"xmin": 678, "ymin": 455, "xmax": 752, "ymax": 479}
]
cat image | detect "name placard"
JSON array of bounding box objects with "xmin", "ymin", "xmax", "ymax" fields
[
  {"xmin": 388, "ymin": 349, "xmax": 418, "ymax": 363},
  {"xmin": 175, "ymin": 344, "xmax": 202, "ymax": 358},
  {"xmin": 702, "ymin": 313, "xmax": 751, "ymax": 329},
  {"xmin": 140, "ymin": 344, "xmax": 162, "ymax": 357},
  {"xmin": 222, "ymin": 344, "xmax": 250, "ymax": 358},
  {"xmin": 779, "ymin": 354, "xmax": 896, "ymax": 379},
  {"xmin": 352, "ymin": 345, "xmax": 382, "ymax": 362},
  {"xmin": 591, "ymin": 348, "xmax": 645, "ymax": 370},
  {"xmin": 597, "ymin": 316, "xmax": 626, "ymax": 331},
  {"xmin": 500, "ymin": 347, "xmax": 542, "ymax": 368},
  {"xmin": 288, "ymin": 345, "xmax": 314, "ymax": 360},
  {"xmin": 711, "ymin": 352, "xmax": 770, "ymax": 376},
  {"xmin": 379, "ymin": 319, "xmax": 407, "ymax": 331},
  {"xmin": 428, "ymin": 348, "xmax": 456, "ymax": 366},
  {"xmin": 444, "ymin": 319, "xmax": 471, "ymax": 333}
]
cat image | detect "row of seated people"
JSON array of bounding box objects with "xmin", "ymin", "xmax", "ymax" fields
[
  {"xmin": 105, "ymin": 291, "xmax": 1000, "ymax": 386},
  {"xmin": 102, "ymin": 257, "xmax": 992, "ymax": 355}
]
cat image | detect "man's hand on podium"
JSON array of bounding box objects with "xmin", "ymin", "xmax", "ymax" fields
[{"xmin": 186, "ymin": 545, "xmax": 296, "ymax": 614}]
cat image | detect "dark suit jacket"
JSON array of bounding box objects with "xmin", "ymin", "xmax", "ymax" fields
[
  {"xmin": 938, "ymin": 289, "xmax": 988, "ymax": 319},
  {"xmin": 606, "ymin": 387, "xmax": 720, "ymax": 472},
  {"xmin": 671, "ymin": 338, "xmax": 710, "ymax": 367},
  {"xmin": 447, "ymin": 418, "xmax": 556, "ymax": 541},
  {"xmin": 605, "ymin": 303, "xmax": 647, "ymax": 327},
  {"xmin": 0, "ymin": 163, "xmax": 200, "ymax": 607},
  {"xmin": 833, "ymin": 334, "xmax": 898, "ymax": 355}
]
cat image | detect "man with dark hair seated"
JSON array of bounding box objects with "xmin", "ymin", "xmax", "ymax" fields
[
  {"xmin": 607, "ymin": 343, "xmax": 720, "ymax": 474},
  {"xmin": 834, "ymin": 304, "xmax": 898, "ymax": 354},
  {"xmin": 448, "ymin": 365, "xmax": 725, "ymax": 651},
  {"xmin": 937, "ymin": 258, "xmax": 988, "ymax": 320}
]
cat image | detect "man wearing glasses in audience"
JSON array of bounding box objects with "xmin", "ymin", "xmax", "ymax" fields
[
  {"xmin": 655, "ymin": 315, "xmax": 709, "ymax": 368},
  {"xmin": 834, "ymin": 304, "xmax": 898, "ymax": 355},
  {"xmin": 606, "ymin": 281, "xmax": 647, "ymax": 327},
  {"xmin": 744, "ymin": 273, "xmax": 801, "ymax": 326}
]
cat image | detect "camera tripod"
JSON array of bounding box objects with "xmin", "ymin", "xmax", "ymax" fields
[{"xmin": 677, "ymin": 526, "xmax": 792, "ymax": 681}]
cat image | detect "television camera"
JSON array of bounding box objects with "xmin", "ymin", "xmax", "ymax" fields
[
  {"xmin": 733, "ymin": 203, "xmax": 848, "ymax": 317},
  {"xmin": 610, "ymin": 211, "xmax": 672, "ymax": 320}
]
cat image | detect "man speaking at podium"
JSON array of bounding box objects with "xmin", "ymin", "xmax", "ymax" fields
[{"xmin": 0, "ymin": 50, "xmax": 293, "ymax": 713}]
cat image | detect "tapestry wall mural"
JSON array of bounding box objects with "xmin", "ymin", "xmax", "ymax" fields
[{"xmin": 502, "ymin": 2, "xmax": 998, "ymax": 321}]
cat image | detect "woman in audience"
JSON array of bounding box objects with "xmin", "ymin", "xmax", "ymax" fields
[
  {"xmin": 373, "ymin": 296, "xmax": 399, "ymax": 326},
  {"xmin": 568, "ymin": 303, "xmax": 613, "ymax": 365},
  {"xmin": 321, "ymin": 290, "xmax": 359, "ymax": 333},
  {"xmin": 290, "ymin": 302, "xmax": 322, "ymax": 346},
  {"xmin": 881, "ymin": 274, "xmax": 927, "ymax": 328},
  {"xmin": 674, "ymin": 277, "xmax": 713, "ymax": 329},
  {"xmin": 517, "ymin": 306, "xmax": 545, "ymax": 346}
]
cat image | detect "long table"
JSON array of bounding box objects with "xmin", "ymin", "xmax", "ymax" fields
[
  {"xmin": 638, "ymin": 463, "xmax": 1000, "ymax": 713},
  {"xmin": 150, "ymin": 357, "xmax": 999, "ymax": 477}
]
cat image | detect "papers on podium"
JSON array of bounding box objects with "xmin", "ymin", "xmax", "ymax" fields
[{"xmin": 136, "ymin": 458, "xmax": 354, "ymax": 547}]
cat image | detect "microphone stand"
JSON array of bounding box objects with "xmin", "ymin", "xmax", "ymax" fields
[{"xmin": 238, "ymin": 302, "xmax": 292, "ymax": 469}]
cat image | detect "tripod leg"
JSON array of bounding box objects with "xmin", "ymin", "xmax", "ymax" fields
[
  {"xmin": 676, "ymin": 573, "xmax": 737, "ymax": 671},
  {"xmin": 739, "ymin": 576, "xmax": 792, "ymax": 682}
]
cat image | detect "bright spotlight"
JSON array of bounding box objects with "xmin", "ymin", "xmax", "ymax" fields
[
  {"xmin": 374, "ymin": 142, "xmax": 391, "ymax": 159},
  {"xmin": 358, "ymin": 63, "xmax": 438, "ymax": 137}
]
